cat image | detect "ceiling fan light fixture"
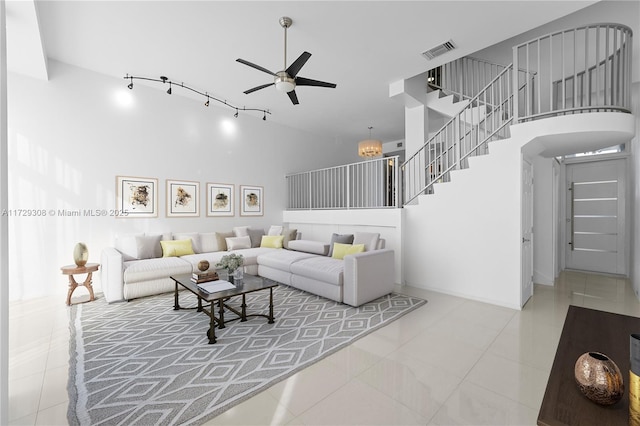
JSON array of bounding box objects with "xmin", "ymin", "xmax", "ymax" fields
[{"xmin": 275, "ymin": 72, "xmax": 295, "ymax": 93}]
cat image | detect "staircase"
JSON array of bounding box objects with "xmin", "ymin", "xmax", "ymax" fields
[{"xmin": 402, "ymin": 23, "xmax": 634, "ymax": 206}]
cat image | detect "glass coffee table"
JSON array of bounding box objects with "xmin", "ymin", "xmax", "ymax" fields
[{"xmin": 170, "ymin": 273, "xmax": 277, "ymax": 344}]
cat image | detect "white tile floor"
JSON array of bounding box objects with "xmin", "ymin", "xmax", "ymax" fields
[{"xmin": 8, "ymin": 271, "xmax": 640, "ymax": 425}]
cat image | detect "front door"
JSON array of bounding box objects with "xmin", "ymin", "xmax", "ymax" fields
[{"xmin": 565, "ymin": 158, "xmax": 627, "ymax": 275}]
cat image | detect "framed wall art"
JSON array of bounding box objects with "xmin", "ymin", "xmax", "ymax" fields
[
  {"xmin": 207, "ymin": 183, "xmax": 234, "ymax": 217},
  {"xmin": 166, "ymin": 179, "xmax": 199, "ymax": 217},
  {"xmin": 240, "ymin": 185, "xmax": 263, "ymax": 216},
  {"xmin": 116, "ymin": 176, "xmax": 158, "ymax": 218}
]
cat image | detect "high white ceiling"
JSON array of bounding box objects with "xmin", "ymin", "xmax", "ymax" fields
[{"xmin": 6, "ymin": 0, "xmax": 598, "ymax": 144}]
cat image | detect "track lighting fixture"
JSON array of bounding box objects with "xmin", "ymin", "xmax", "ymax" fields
[
  {"xmin": 123, "ymin": 74, "xmax": 270, "ymax": 120},
  {"xmin": 263, "ymin": 112, "xmax": 266, "ymax": 121}
]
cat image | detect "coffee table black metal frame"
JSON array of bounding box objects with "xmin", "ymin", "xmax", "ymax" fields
[{"xmin": 171, "ymin": 273, "xmax": 277, "ymax": 344}]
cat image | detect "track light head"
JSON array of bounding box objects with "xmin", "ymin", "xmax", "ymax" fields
[
  {"xmin": 205, "ymin": 97, "xmax": 209, "ymax": 107},
  {"xmin": 167, "ymin": 83, "xmax": 172, "ymax": 95},
  {"xmin": 234, "ymin": 110, "xmax": 239, "ymax": 118},
  {"xmin": 128, "ymin": 82, "xmax": 133, "ymax": 90},
  {"xmin": 263, "ymin": 112, "xmax": 266, "ymax": 121}
]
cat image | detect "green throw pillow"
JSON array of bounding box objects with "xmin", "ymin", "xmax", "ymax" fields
[
  {"xmin": 161, "ymin": 239, "xmax": 195, "ymax": 257},
  {"xmin": 331, "ymin": 243, "xmax": 365, "ymax": 260}
]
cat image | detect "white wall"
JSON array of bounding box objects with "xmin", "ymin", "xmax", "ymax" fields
[
  {"xmin": 403, "ymin": 135, "xmax": 526, "ymax": 310},
  {"xmin": 7, "ymin": 61, "xmax": 355, "ymax": 300}
]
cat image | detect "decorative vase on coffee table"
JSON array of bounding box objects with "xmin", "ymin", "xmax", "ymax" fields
[
  {"xmin": 574, "ymin": 351, "xmax": 624, "ymax": 405},
  {"xmin": 233, "ymin": 268, "xmax": 244, "ymax": 281}
]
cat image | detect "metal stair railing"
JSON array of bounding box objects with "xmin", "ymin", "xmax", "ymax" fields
[
  {"xmin": 403, "ymin": 66, "xmax": 514, "ymax": 205},
  {"xmin": 428, "ymin": 56, "xmax": 532, "ymax": 103}
]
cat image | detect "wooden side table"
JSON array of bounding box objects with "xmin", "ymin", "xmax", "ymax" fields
[{"xmin": 61, "ymin": 263, "xmax": 99, "ymax": 306}]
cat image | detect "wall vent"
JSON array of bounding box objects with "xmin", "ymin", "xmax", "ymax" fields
[
  {"xmin": 422, "ymin": 40, "xmax": 456, "ymax": 60},
  {"xmin": 396, "ymin": 142, "xmax": 403, "ymax": 148}
]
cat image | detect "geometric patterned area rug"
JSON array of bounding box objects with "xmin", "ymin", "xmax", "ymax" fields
[{"xmin": 67, "ymin": 283, "xmax": 427, "ymax": 425}]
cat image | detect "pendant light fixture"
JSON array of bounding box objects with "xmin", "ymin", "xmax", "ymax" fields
[{"xmin": 358, "ymin": 126, "xmax": 383, "ymax": 157}]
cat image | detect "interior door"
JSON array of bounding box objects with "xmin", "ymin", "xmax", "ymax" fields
[
  {"xmin": 521, "ymin": 159, "xmax": 534, "ymax": 307},
  {"xmin": 565, "ymin": 158, "xmax": 627, "ymax": 275}
]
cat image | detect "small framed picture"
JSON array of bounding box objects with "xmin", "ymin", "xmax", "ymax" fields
[
  {"xmin": 166, "ymin": 179, "xmax": 199, "ymax": 217},
  {"xmin": 240, "ymin": 185, "xmax": 263, "ymax": 216},
  {"xmin": 116, "ymin": 176, "xmax": 158, "ymax": 218},
  {"xmin": 207, "ymin": 183, "xmax": 234, "ymax": 217}
]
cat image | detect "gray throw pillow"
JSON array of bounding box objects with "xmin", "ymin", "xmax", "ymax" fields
[
  {"xmin": 247, "ymin": 228, "xmax": 266, "ymax": 248},
  {"xmin": 328, "ymin": 233, "xmax": 354, "ymax": 257},
  {"xmin": 135, "ymin": 234, "xmax": 162, "ymax": 259},
  {"xmin": 283, "ymin": 228, "xmax": 298, "ymax": 249}
]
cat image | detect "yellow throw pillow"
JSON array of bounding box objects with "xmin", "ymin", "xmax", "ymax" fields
[
  {"xmin": 331, "ymin": 243, "xmax": 365, "ymax": 260},
  {"xmin": 260, "ymin": 235, "xmax": 284, "ymax": 249},
  {"xmin": 161, "ymin": 239, "xmax": 195, "ymax": 257}
]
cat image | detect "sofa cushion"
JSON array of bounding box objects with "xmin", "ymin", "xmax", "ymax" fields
[
  {"xmin": 353, "ymin": 232, "xmax": 380, "ymax": 252},
  {"xmin": 229, "ymin": 247, "xmax": 278, "ymax": 266},
  {"xmin": 173, "ymin": 232, "xmax": 202, "ymax": 253},
  {"xmin": 199, "ymin": 232, "xmax": 219, "ymax": 253},
  {"xmin": 215, "ymin": 231, "xmax": 234, "ymax": 251},
  {"xmin": 233, "ymin": 226, "xmax": 250, "ymax": 237},
  {"xmin": 267, "ymin": 225, "xmax": 283, "ymax": 236},
  {"xmin": 290, "ymin": 256, "xmax": 344, "ymax": 286},
  {"xmin": 226, "ymin": 236, "xmax": 251, "ymax": 250},
  {"xmin": 248, "ymin": 228, "xmax": 266, "ymax": 248},
  {"xmin": 257, "ymin": 249, "xmax": 315, "ymax": 271},
  {"xmin": 161, "ymin": 239, "xmax": 195, "ymax": 257},
  {"xmin": 331, "ymin": 243, "xmax": 365, "ymax": 260},
  {"xmin": 288, "ymin": 240, "xmax": 330, "ymax": 256},
  {"xmin": 261, "ymin": 235, "xmax": 284, "ymax": 249},
  {"xmin": 123, "ymin": 257, "xmax": 192, "ymax": 283},
  {"xmin": 115, "ymin": 233, "xmax": 144, "ymax": 260},
  {"xmin": 328, "ymin": 233, "xmax": 354, "ymax": 257}
]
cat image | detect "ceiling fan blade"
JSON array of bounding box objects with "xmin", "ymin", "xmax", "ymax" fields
[
  {"xmin": 286, "ymin": 51, "xmax": 312, "ymax": 78},
  {"xmin": 287, "ymin": 90, "xmax": 299, "ymax": 105},
  {"xmin": 244, "ymin": 82, "xmax": 274, "ymax": 94},
  {"xmin": 236, "ymin": 58, "xmax": 277, "ymax": 76},
  {"xmin": 295, "ymin": 76, "xmax": 337, "ymax": 89}
]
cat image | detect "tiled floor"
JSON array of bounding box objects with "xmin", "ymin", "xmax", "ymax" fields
[{"xmin": 8, "ymin": 271, "xmax": 640, "ymax": 425}]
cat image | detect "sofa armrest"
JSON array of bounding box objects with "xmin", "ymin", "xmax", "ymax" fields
[
  {"xmin": 101, "ymin": 247, "xmax": 125, "ymax": 303},
  {"xmin": 343, "ymin": 249, "xmax": 395, "ymax": 307}
]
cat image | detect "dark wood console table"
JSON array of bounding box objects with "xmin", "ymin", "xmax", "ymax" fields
[{"xmin": 538, "ymin": 305, "xmax": 640, "ymax": 425}]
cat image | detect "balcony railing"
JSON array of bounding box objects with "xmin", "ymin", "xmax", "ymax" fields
[
  {"xmin": 286, "ymin": 156, "xmax": 401, "ymax": 209},
  {"xmin": 514, "ymin": 23, "xmax": 633, "ymax": 122}
]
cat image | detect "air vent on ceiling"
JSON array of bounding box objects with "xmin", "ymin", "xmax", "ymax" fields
[{"xmin": 422, "ymin": 40, "xmax": 456, "ymax": 60}]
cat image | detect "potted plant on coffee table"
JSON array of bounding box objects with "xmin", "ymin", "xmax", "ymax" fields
[{"xmin": 216, "ymin": 253, "xmax": 244, "ymax": 283}]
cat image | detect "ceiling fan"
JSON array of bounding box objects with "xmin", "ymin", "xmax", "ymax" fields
[{"xmin": 236, "ymin": 16, "xmax": 336, "ymax": 105}]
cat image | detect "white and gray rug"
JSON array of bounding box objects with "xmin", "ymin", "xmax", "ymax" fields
[{"xmin": 68, "ymin": 282, "xmax": 426, "ymax": 425}]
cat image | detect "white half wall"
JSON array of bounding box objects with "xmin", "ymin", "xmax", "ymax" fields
[
  {"xmin": 283, "ymin": 209, "xmax": 402, "ymax": 284},
  {"xmin": 7, "ymin": 61, "xmax": 355, "ymax": 300}
]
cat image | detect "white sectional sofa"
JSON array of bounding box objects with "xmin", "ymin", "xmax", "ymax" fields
[{"xmin": 100, "ymin": 228, "xmax": 395, "ymax": 307}]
